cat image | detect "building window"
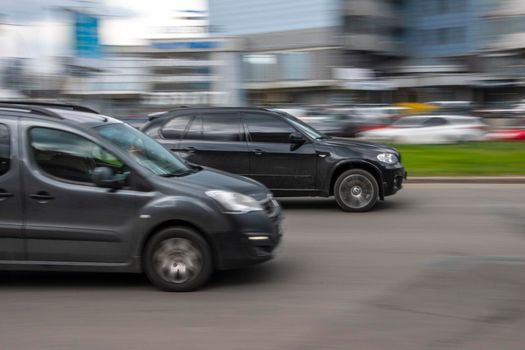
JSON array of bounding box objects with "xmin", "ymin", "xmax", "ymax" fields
[
  {"xmin": 243, "ymin": 54, "xmax": 277, "ymax": 82},
  {"xmin": 279, "ymin": 52, "xmax": 311, "ymax": 81}
]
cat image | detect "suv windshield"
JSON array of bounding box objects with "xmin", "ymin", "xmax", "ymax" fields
[
  {"xmin": 96, "ymin": 123, "xmax": 192, "ymax": 177},
  {"xmin": 279, "ymin": 113, "xmax": 326, "ymax": 139}
]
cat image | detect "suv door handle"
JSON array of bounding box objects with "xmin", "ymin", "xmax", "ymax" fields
[
  {"xmin": 29, "ymin": 191, "xmax": 54, "ymax": 202},
  {"xmin": 0, "ymin": 189, "xmax": 13, "ymax": 200},
  {"xmin": 253, "ymin": 149, "xmax": 264, "ymax": 155}
]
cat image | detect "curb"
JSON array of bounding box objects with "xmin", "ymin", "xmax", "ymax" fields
[{"xmin": 407, "ymin": 176, "xmax": 525, "ymax": 184}]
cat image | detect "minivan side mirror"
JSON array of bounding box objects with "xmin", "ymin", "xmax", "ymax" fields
[{"xmin": 92, "ymin": 167, "xmax": 124, "ymax": 190}]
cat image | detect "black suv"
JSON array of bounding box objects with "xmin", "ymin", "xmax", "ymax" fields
[
  {"xmin": 143, "ymin": 107, "xmax": 406, "ymax": 212},
  {"xmin": 0, "ymin": 102, "xmax": 282, "ymax": 291}
]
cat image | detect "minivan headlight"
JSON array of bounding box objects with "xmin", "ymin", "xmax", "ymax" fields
[
  {"xmin": 205, "ymin": 190, "xmax": 263, "ymax": 214},
  {"xmin": 377, "ymin": 153, "xmax": 398, "ymax": 164}
]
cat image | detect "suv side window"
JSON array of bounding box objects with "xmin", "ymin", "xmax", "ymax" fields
[
  {"xmin": 161, "ymin": 116, "xmax": 192, "ymax": 140},
  {"xmin": 245, "ymin": 113, "xmax": 295, "ymax": 143},
  {"xmin": 30, "ymin": 127, "xmax": 128, "ymax": 185},
  {"xmin": 184, "ymin": 116, "xmax": 203, "ymax": 140},
  {"xmin": 0, "ymin": 124, "xmax": 10, "ymax": 176},
  {"xmin": 201, "ymin": 114, "xmax": 242, "ymax": 142}
]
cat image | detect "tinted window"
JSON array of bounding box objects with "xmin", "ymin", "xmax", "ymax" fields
[
  {"xmin": 0, "ymin": 124, "xmax": 10, "ymax": 176},
  {"xmin": 184, "ymin": 116, "xmax": 202, "ymax": 140},
  {"xmin": 30, "ymin": 128, "xmax": 128, "ymax": 185},
  {"xmin": 161, "ymin": 116, "xmax": 191, "ymax": 140},
  {"xmin": 202, "ymin": 114, "xmax": 242, "ymax": 142},
  {"xmin": 246, "ymin": 113, "xmax": 296, "ymax": 143},
  {"xmin": 424, "ymin": 117, "xmax": 448, "ymax": 127}
]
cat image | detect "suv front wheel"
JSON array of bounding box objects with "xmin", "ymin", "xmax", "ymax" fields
[
  {"xmin": 334, "ymin": 169, "xmax": 379, "ymax": 212},
  {"xmin": 144, "ymin": 227, "xmax": 213, "ymax": 292}
]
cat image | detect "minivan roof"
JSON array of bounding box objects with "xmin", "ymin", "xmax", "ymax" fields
[{"xmin": 0, "ymin": 101, "xmax": 121, "ymax": 128}]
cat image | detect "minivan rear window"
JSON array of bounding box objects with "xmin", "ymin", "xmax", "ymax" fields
[{"xmin": 0, "ymin": 124, "xmax": 10, "ymax": 176}]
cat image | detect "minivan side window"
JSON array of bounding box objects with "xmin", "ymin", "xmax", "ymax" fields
[
  {"xmin": 245, "ymin": 113, "xmax": 295, "ymax": 143},
  {"xmin": 423, "ymin": 117, "xmax": 448, "ymax": 127},
  {"xmin": 0, "ymin": 124, "xmax": 10, "ymax": 176},
  {"xmin": 30, "ymin": 128, "xmax": 128, "ymax": 185},
  {"xmin": 161, "ymin": 116, "xmax": 192, "ymax": 140},
  {"xmin": 201, "ymin": 114, "xmax": 242, "ymax": 142}
]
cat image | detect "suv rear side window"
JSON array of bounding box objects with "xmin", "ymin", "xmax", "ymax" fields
[
  {"xmin": 245, "ymin": 113, "xmax": 295, "ymax": 143},
  {"xmin": 201, "ymin": 114, "xmax": 242, "ymax": 142},
  {"xmin": 0, "ymin": 124, "xmax": 10, "ymax": 176},
  {"xmin": 161, "ymin": 116, "xmax": 191, "ymax": 140},
  {"xmin": 30, "ymin": 127, "xmax": 128, "ymax": 185}
]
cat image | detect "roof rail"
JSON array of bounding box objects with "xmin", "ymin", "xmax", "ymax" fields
[
  {"xmin": 0, "ymin": 103, "xmax": 63, "ymax": 119},
  {"xmin": 0, "ymin": 100, "xmax": 99, "ymax": 114}
]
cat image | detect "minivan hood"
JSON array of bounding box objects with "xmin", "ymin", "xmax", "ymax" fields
[
  {"xmin": 165, "ymin": 167, "xmax": 270, "ymax": 201},
  {"xmin": 319, "ymin": 137, "xmax": 397, "ymax": 153}
]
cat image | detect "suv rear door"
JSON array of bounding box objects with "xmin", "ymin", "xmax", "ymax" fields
[
  {"xmin": 0, "ymin": 117, "xmax": 24, "ymax": 260},
  {"xmin": 176, "ymin": 113, "xmax": 250, "ymax": 175},
  {"xmin": 243, "ymin": 112, "xmax": 317, "ymax": 191}
]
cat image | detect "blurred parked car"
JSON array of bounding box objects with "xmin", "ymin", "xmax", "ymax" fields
[
  {"xmin": 487, "ymin": 119, "xmax": 525, "ymax": 141},
  {"xmin": 359, "ymin": 115, "xmax": 487, "ymax": 144}
]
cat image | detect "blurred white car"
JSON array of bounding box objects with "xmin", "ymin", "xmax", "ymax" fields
[{"xmin": 359, "ymin": 115, "xmax": 487, "ymax": 144}]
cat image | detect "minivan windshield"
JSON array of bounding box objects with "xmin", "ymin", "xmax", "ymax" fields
[{"xmin": 96, "ymin": 123, "xmax": 192, "ymax": 177}]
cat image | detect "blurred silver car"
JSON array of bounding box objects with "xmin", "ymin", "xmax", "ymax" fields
[{"xmin": 359, "ymin": 115, "xmax": 487, "ymax": 144}]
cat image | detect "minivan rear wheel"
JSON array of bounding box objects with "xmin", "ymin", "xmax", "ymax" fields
[
  {"xmin": 334, "ymin": 169, "xmax": 379, "ymax": 212},
  {"xmin": 144, "ymin": 227, "xmax": 213, "ymax": 292}
]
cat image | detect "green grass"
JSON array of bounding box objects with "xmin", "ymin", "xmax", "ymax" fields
[{"xmin": 390, "ymin": 142, "xmax": 525, "ymax": 176}]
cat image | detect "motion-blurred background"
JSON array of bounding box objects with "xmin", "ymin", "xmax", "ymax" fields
[{"xmin": 0, "ymin": 0, "xmax": 524, "ymax": 146}]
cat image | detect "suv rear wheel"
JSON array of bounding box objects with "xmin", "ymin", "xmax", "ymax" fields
[
  {"xmin": 334, "ymin": 169, "xmax": 379, "ymax": 212},
  {"xmin": 144, "ymin": 227, "xmax": 213, "ymax": 292}
]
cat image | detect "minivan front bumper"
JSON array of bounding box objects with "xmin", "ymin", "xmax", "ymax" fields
[{"xmin": 213, "ymin": 199, "xmax": 283, "ymax": 270}]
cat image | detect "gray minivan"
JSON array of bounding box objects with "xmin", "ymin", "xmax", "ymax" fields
[{"xmin": 0, "ymin": 102, "xmax": 282, "ymax": 291}]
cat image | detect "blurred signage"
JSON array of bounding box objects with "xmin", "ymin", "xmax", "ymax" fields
[
  {"xmin": 144, "ymin": 92, "xmax": 228, "ymax": 105},
  {"xmin": 73, "ymin": 12, "xmax": 101, "ymax": 58},
  {"xmin": 333, "ymin": 67, "xmax": 374, "ymax": 81},
  {"xmin": 151, "ymin": 41, "xmax": 219, "ymax": 50}
]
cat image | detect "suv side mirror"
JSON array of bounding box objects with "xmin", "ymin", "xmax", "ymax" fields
[
  {"xmin": 92, "ymin": 167, "xmax": 124, "ymax": 190},
  {"xmin": 290, "ymin": 132, "xmax": 306, "ymax": 144}
]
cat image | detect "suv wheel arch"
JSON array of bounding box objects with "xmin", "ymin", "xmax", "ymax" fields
[{"xmin": 329, "ymin": 161, "xmax": 384, "ymax": 200}]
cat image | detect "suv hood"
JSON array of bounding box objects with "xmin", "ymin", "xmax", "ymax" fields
[
  {"xmin": 319, "ymin": 137, "xmax": 397, "ymax": 154},
  {"xmin": 165, "ymin": 167, "xmax": 270, "ymax": 201}
]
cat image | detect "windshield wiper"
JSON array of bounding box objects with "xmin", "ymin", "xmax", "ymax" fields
[{"xmin": 160, "ymin": 169, "xmax": 195, "ymax": 177}]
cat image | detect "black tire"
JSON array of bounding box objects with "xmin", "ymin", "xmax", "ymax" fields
[
  {"xmin": 334, "ymin": 169, "xmax": 379, "ymax": 212},
  {"xmin": 143, "ymin": 227, "xmax": 213, "ymax": 292}
]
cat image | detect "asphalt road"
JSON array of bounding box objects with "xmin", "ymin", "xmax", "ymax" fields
[{"xmin": 1, "ymin": 184, "xmax": 525, "ymax": 350}]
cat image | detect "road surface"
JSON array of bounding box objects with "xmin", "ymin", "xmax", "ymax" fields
[{"xmin": 1, "ymin": 184, "xmax": 524, "ymax": 350}]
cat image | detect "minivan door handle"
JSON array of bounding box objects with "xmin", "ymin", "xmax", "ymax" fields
[
  {"xmin": 29, "ymin": 191, "xmax": 54, "ymax": 202},
  {"xmin": 253, "ymin": 149, "xmax": 264, "ymax": 155}
]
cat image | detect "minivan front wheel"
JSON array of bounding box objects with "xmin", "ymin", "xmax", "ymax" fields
[
  {"xmin": 334, "ymin": 169, "xmax": 379, "ymax": 212},
  {"xmin": 144, "ymin": 227, "xmax": 213, "ymax": 292}
]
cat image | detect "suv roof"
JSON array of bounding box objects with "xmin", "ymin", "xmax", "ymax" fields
[{"xmin": 148, "ymin": 106, "xmax": 272, "ymax": 121}]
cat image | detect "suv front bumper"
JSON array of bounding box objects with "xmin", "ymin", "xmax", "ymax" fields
[{"xmin": 382, "ymin": 165, "xmax": 407, "ymax": 197}]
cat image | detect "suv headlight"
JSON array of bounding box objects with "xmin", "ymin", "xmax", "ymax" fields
[
  {"xmin": 205, "ymin": 190, "xmax": 263, "ymax": 214},
  {"xmin": 376, "ymin": 153, "xmax": 398, "ymax": 164}
]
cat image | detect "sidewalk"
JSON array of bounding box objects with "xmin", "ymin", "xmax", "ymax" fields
[{"xmin": 407, "ymin": 176, "xmax": 525, "ymax": 184}]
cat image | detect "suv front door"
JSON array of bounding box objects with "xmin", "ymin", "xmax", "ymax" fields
[
  {"xmin": 20, "ymin": 121, "xmax": 140, "ymax": 263},
  {"xmin": 244, "ymin": 112, "xmax": 317, "ymax": 192},
  {"xmin": 0, "ymin": 118, "xmax": 24, "ymax": 260},
  {"xmin": 177, "ymin": 113, "xmax": 249, "ymax": 175}
]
